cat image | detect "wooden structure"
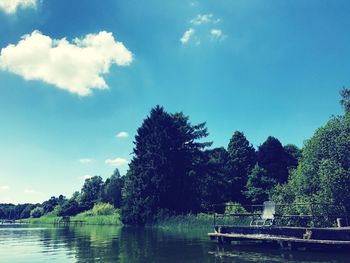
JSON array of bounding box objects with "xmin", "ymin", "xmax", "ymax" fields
[
  {"xmin": 0, "ymin": 219, "xmax": 15, "ymax": 224},
  {"xmin": 209, "ymin": 202, "xmax": 350, "ymax": 251},
  {"xmin": 55, "ymin": 216, "xmax": 84, "ymax": 226}
]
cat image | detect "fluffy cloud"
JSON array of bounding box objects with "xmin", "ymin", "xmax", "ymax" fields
[
  {"xmin": 210, "ymin": 28, "xmax": 226, "ymax": 40},
  {"xmin": 0, "ymin": 0, "xmax": 37, "ymax": 14},
  {"xmin": 180, "ymin": 28, "xmax": 195, "ymax": 44},
  {"xmin": 181, "ymin": 13, "xmax": 225, "ymax": 46},
  {"xmin": 116, "ymin": 131, "xmax": 129, "ymax": 138},
  {"xmin": 79, "ymin": 158, "xmax": 93, "ymax": 164},
  {"xmin": 0, "ymin": 185, "xmax": 9, "ymax": 190},
  {"xmin": 0, "ymin": 30, "xmax": 133, "ymax": 96},
  {"xmin": 190, "ymin": 14, "xmax": 220, "ymax": 25},
  {"xmin": 105, "ymin": 157, "xmax": 128, "ymax": 167}
]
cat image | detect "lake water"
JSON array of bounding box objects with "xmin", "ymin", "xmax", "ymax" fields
[{"xmin": 0, "ymin": 224, "xmax": 349, "ymax": 262}]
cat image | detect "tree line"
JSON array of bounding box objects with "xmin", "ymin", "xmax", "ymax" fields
[{"xmin": 2, "ymin": 89, "xmax": 349, "ymax": 227}]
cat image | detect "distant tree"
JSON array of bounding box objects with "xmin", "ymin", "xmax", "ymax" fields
[
  {"xmin": 30, "ymin": 207, "xmax": 44, "ymax": 218},
  {"xmin": 20, "ymin": 204, "xmax": 35, "ymax": 219},
  {"xmin": 340, "ymin": 88, "xmax": 350, "ymax": 113},
  {"xmin": 227, "ymin": 131, "xmax": 256, "ymax": 203},
  {"xmin": 122, "ymin": 106, "xmax": 211, "ymax": 225},
  {"xmin": 257, "ymin": 136, "xmax": 290, "ymax": 184},
  {"xmin": 58, "ymin": 198, "xmax": 82, "ymax": 216},
  {"xmin": 81, "ymin": 176, "xmax": 104, "ymax": 210},
  {"xmin": 101, "ymin": 169, "xmax": 124, "ymax": 208},
  {"xmin": 245, "ymin": 164, "xmax": 277, "ymax": 204}
]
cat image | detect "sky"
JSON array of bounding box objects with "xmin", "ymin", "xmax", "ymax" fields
[{"xmin": 0, "ymin": 0, "xmax": 349, "ymax": 204}]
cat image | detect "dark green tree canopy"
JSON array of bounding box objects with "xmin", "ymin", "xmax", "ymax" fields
[
  {"xmin": 81, "ymin": 176, "xmax": 103, "ymax": 210},
  {"xmin": 257, "ymin": 136, "xmax": 290, "ymax": 184},
  {"xmin": 101, "ymin": 169, "xmax": 124, "ymax": 208},
  {"xmin": 122, "ymin": 106, "xmax": 211, "ymax": 225},
  {"xmin": 227, "ymin": 131, "xmax": 256, "ymax": 202}
]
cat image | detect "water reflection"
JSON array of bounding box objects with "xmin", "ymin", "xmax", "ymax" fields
[{"xmin": 0, "ymin": 225, "xmax": 348, "ymax": 263}]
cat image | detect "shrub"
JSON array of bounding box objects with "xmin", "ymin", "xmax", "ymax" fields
[
  {"xmin": 91, "ymin": 203, "xmax": 116, "ymax": 216},
  {"xmin": 30, "ymin": 207, "xmax": 44, "ymax": 218}
]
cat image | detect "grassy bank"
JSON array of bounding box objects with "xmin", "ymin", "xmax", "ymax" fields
[
  {"xmin": 21, "ymin": 213, "xmax": 121, "ymax": 225},
  {"xmin": 20, "ymin": 213, "xmax": 61, "ymax": 224},
  {"xmin": 21, "ymin": 203, "xmax": 121, "ymax": 225}
]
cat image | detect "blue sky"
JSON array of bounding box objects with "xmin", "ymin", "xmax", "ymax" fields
[{"xmin": 0, "ymin": 0, "xmax": 348, "ymax": 203}]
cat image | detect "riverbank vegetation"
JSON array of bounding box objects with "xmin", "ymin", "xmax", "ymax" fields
[{"xmin": 2, "ymin": 89, "xmax": 350, "ymax": 228}]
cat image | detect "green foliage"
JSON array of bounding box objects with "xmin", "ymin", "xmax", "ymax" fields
[
  {"xmin": 227, "ymin": 131, "xmax": 256, "ymax": 203},
  {"xmin": 81, "ymin": 176, "xmax": 103, "ymax": 210},
  {"xmin": 224, "ymin": 202, "xmax": 247, "ymax": 214},
  {"xmin": 198, "ymin": 147, "xmax": 230, "ymax": 211},
  {"xmin": 245, "ymin": 164, "xmax": 276, "ymax": 204},
  {"xmin": 272, "ymin": 92, "xmax": 350, "ymax": 225},
  {"xmin": 91, "ymin": 203, "xmax": 116, "ymax": 216},
  {"xmin": 122, "ymin": 106, "xmax": 211, "ymax": 225},
  {"xmin": 257, "ymin": 136, "xmax": 292, "ymax": 184},
  {"xmin": 58, "ymin": 198, "xmax": 82, "ymax": 216},
  {"xmin": 101, "ymin": 169, "xmax": 124, "ymax": 208},
  {"xmin": 30, "ymin": 207, "xmax": 44, "ymax": 218}
]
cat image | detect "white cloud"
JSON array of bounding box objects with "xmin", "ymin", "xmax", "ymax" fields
[
  {"xmin": 105, "ymin": 157, "xmax": 128, "ymax": 167},
  {"xmin": 24, "ymin": 189, "xmax": 39, "ymax": 194},
  {"xmin": 0, "ymin": 185, "xmax": 9, "ymax": 190},
  {"xmin": 180, "ymin": 28, "xmax": 195, "ymax": 44},
  {"xmin": 116, "ymin": 131, "xmax": 129, "ymax": 138},
  {"xmin": 79, "ymin": 158, "xmax": 93, "ymax": 164},
  {"xmin": 0, "ymin": 0, "xmax": 37, "ymax": 14},
  {"xmin": 210, "ymin": 28, "xmax": 226, "ymax": 41},
  {"xmin": 190, "ymin": 14, "xmax": 220, "ymax": 25},
  {"xmin": 0, "ymin": 30, "xmax": 133, "ymax": 96}
]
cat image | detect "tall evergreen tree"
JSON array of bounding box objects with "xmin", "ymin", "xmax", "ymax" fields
[
  {"xmin": 198, "ymin": 147, "xmax": 230, "ymax": 211},
  {"xmin": 257, "ymin": 136, "xmax": 290, "ymax": 184},
  {"xmin": 227, "ymin": 131, "xmax": 256, "ymax": 203},
  {"xmin": 122, "ymin": 106, "xmax": 210, "ymax": 225}
]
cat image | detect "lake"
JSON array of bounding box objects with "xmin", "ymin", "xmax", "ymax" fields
[{"xmin": 0, "ymin": 224, "xmax": 348, "ymax": 262}]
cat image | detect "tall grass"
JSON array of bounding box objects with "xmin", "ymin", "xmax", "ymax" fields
[
  {"xmin": 153, "ymin": 213, "xmax": 214, "ymax": 235},
  {"xmin": 20, "ymin": 212, "xmax": 61, "ymax": 224},
  {"xmin": 72, "ymin": 213, "xmax": 120, "ymax": 225}
]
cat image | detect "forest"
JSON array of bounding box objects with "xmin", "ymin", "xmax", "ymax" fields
[{"xmin": 1, "ymin": 89, "xmax": 350, "ymax": 226}]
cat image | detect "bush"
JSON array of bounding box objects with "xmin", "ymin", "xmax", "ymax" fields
[
  {"xmin": 91, "ymin": 203, "xmax": 116, "ymax": 216},
  {"xmin": 30, "ymin": 207, "xmax": 44, "ymax": 218},
  {"xmin": 225, "ymin": 202, "xmax": 247, "ymax": 214}
]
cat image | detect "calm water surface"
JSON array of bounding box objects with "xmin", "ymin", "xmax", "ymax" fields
[{"xmin": 0, "ymin": 224, "xmax": 349, "ymax": 262}]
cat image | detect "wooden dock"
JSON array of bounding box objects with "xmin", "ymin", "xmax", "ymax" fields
[
  {"xmin": 0, "ymin": 219, "xmax": 15, "ymax": 224},
  {"xmin": 208, "ymin": 226, "xmax": 350, "ymax": 250}
]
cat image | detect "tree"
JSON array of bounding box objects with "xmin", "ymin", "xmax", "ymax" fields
[
  {"xmin": 81, "ymin": 176, "xmax": 103, "ymax": 210},
  {"xmin": 340, "ymin": 88, "xmax": 350, "ymax": 113},
  {"xmin": 257, "ymin": 136, "xmax": 290, "ymax": 184},
  {"xmin": 283, "ymin": 144, "xmax": 302, "ymax": 170},
  {"xmin": 227, "ymin": 131, "xmax": 256, "ymax": 203},
  {"xmin": 273, "ymin": 90, "xmax": 350, "ymax": 220},
  {"xmin": 245, "ymin": 164, "xmax": 276, "ymax": 204},
  {"xmin": 101, "ymin": 169, "xmax": 124, "ymax": 208},
  {"xmin": 198, "ymin": 147, "xmax": 230, "ymax": 211},
  {"xmin": 122, "ymin": 106, "xmax": 211, "ymax": 225},
  {"xmin": 30, "ymin": 207, "xmax": 44, "ymax": 218}
]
